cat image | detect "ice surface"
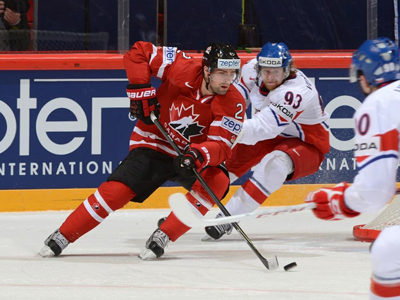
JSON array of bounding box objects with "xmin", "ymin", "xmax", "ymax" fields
[{"xmin": 0, "ymin": 208, "xmax": 381, "ymax": 300}]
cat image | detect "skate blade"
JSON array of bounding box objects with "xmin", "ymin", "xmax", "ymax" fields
[
  {"xmin": 201, "ymin": 235, "xmax": 217, "ymax": 242},
  {"xmin": 38, "ymin": 245, "xmax": 56, "ymax": 258},
  {"xmin": 138, "ymin": 248, "xmax": 157, "ymax": 260}
]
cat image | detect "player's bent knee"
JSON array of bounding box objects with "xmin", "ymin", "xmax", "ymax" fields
[
  {"xmin": 270, "ymin": 150, "xmax": 294, "ymax": 174},
  {"xmin": 97, "ymin": 181, "xmax": 136, "ymax": 211},
  {"xmin": 192, "ymin": 167, "xmax": 230, "ymax": 203},
  {"xmin": 258, "ymin": 150, "xmax": 293, "ymax": 176},
  {"xmin": 211, "ymin": 169, "xmax": 230, "ymax": 199}
]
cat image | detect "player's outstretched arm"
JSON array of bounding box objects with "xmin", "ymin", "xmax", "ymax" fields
[{"xmin": 305, "ymin": 182, "xmax": 360, "ymax": 221}]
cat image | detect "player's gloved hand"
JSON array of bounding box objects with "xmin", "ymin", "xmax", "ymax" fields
[
  {"xmin": 304, "ymin": 182, "xmax": 360, "ymax": 221},
  {"xmin": 126, "ymin": 84, "xmax": 160, "ymax": 125},
  {"xmin": 174, "ymin": 144, "xmax": 209, "ymax": 178}
]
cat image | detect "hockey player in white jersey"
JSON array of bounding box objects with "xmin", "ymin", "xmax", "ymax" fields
[
  {"xmin": 305, "ymin": 37, "xmax": 400, "ymax": 299},
  {"xmin": 203, "ymin": 42, "xmax": 330, "ymax": 240}
]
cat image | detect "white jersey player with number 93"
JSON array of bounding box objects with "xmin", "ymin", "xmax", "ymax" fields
[{"xmin": 203, "ymin": 42, "xmax": 330, "ymax": 240}]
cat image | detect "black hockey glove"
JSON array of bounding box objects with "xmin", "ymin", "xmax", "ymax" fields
[
  {"xmin": 174, "ymin": 144, "xmax": 206, "ymax": 178},
  {"xmin": 126, "ymin": 84, "xmax": 160, "ymax": 125}
]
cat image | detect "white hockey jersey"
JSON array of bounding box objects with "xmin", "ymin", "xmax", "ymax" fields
[
  {"xmin": 239, "ymin": 58, "xmax": 330, "ymax": 154},
  {"xmin": 345, "ymin": 80, "xmax": 400, "ymax": 213}
]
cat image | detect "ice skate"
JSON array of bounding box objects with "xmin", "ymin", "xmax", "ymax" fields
[
  {"xmin": 139, "ymin": 228, "xmax": 170, "ymax": 260},
  {"xmin": 38, "ymin": 229, "xmax": 70, "ymax": 257},
  {"xmin": 202, "ymin": 212, "xmax": 233, "ymax": 241}
]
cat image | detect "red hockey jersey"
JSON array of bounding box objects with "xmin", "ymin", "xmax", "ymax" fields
[{"xmin": 123, "ymin": 42, "xmax": 247, "ymax": 166}]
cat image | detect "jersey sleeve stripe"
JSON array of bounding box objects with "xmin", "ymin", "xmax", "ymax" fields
[
  {"xmin": 232, "ymin": 82, "xmax": 250, "ymax": 100},
  {"xmin": 379, "ymin": 129, "xmax": 399, "ymax": 151},
  {"xmin": 293, "ymin": 110, "xmax": 305, "ymax": 121},
  {"xmin": 133, "ymin": 126, "xmax": 165, "ymax": 142},
  {"xmin": 201, "ymin": 96, "xmax": 214, "ymax": 103},
  {"xmin": 207, "ymin": 135, "xmax": 232, "ymax": 147},
  {"xmin": 157, "ymin": 47, "xmax": 177, "ymax": 78},
  {"xmin": 210, "ymin": 120, "xmax": 222, "ymax": 127},
  {"xmin": 357, "ymin": 153, "xmax": 398, "ymax": 171},
  {"xmin": 270, "ymin": 108, "xmax": 290, "ymax": 127},
  {"xmin": 209, "ymin": 120, "xmax": 240, "ymax": 142},
  {"xmin": 293, "ymin": 121, "xmax": 304, "ymax": 141},
  {"xmin": 149, "ymin": 44, "xmax": 158, "ymax": 65},
  {"xmin": 356, "ymin": 129, "xmax": 399, "ymax": 165}
]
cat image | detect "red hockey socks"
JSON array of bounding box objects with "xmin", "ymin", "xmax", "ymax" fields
[
  {"xmin": 160, "ymin": 193, "xmax": 208, "ymax": 241},
  {"xmin": 242, "ymin": 179, "xmax": 269, "ymax": 205},
  {"xmin": 60, "ymin": 181, "xmax": 135, "ymax": 242},
  {"xmin": 371, "ymin": 277, "xmax": 400, "ymax": 298}
]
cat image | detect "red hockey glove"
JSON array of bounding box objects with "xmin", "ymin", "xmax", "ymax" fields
[
  {"xmin": 127, "ymin": 84, "xmax": 160, "ymax": 125},
  {"xmin": 174, "ymin": 144, "xmax": 210, "ymax": 178},
  {"xmin": 305, "ymin": 182, "xmax": 360, "ymax": 221}
]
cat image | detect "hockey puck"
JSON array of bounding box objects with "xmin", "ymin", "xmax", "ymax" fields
[{"xmin": 284, "ymin": 262, "xmax": 297, "ymax": 271}]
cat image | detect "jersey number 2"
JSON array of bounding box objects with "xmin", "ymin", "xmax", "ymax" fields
[{"xmin": 235, "ymin": 103, "xmax": 244, "ymax": 120}]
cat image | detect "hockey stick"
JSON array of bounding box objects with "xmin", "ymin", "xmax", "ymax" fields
[
  {"xmin": 170, "ymin": 187, "xmax": 400, "ymax": 228},
  {"xmin": 169, "ymin": 193, "xmax": 316, "ymax": 227},
  {"xmin": 150, "ymin": 112, "xmax": 279, "ymax": 270}
]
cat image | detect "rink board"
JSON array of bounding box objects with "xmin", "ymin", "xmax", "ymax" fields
[
  {"xmin": 0, "ymin": 184, "xmax": 334, "ymax": 212},
  {"xmin": 0, "ymin": 52, "xmax": 393, "ymax": 211}
]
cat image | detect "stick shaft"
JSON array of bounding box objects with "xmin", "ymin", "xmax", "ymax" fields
[{"xmin": 150, "ymin": 112, "xmax": 278, "ymax": 270}]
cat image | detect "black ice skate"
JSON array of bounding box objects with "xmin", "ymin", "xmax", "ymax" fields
[
  {"xmin": 202, "ymin": 212, "xmax": 233, "ymax": 241},
  {"xmin": 38, "ymin": 229, "xmax": 70, "ymax": 257},
  {"xmin": 139, "ymin": 228, "xmax": 170, "ymax": 260}
]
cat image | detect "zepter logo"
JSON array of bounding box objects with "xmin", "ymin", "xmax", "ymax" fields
[{"xmin": 217, "ymin": 59, "xmax": 241, "ymax": 69}]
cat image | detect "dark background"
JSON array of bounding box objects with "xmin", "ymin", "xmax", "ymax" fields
[{"xmin": 36, "ymin": 0, "xmax": 397, "ymax": 51}]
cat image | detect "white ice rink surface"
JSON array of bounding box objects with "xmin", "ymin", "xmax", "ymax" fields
[{"xmin": 0, "ymin": 207, "xmax": 382, "ymax": 300}]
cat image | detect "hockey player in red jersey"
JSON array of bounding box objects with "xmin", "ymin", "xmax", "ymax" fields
[
  {"xmin": 38, "ymin": 42, "xmax": 247, "ymax": 259},
  {"xmin": 203, "ymin": 42, "xmax": 330, "ymax": 240},
  {"xmin": 305, "ymin": 37, "xmax": 400, "ymax": 300}
]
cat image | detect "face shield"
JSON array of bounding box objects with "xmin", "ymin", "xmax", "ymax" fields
[{"xmin": 209, "ymin": 68, "xmax": 240, "ymax": 84}]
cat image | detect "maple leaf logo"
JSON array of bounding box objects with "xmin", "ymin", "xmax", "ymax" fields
[{"xmin": 169, "ymin": 104, "xmax": 205, "ymax": 141}]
